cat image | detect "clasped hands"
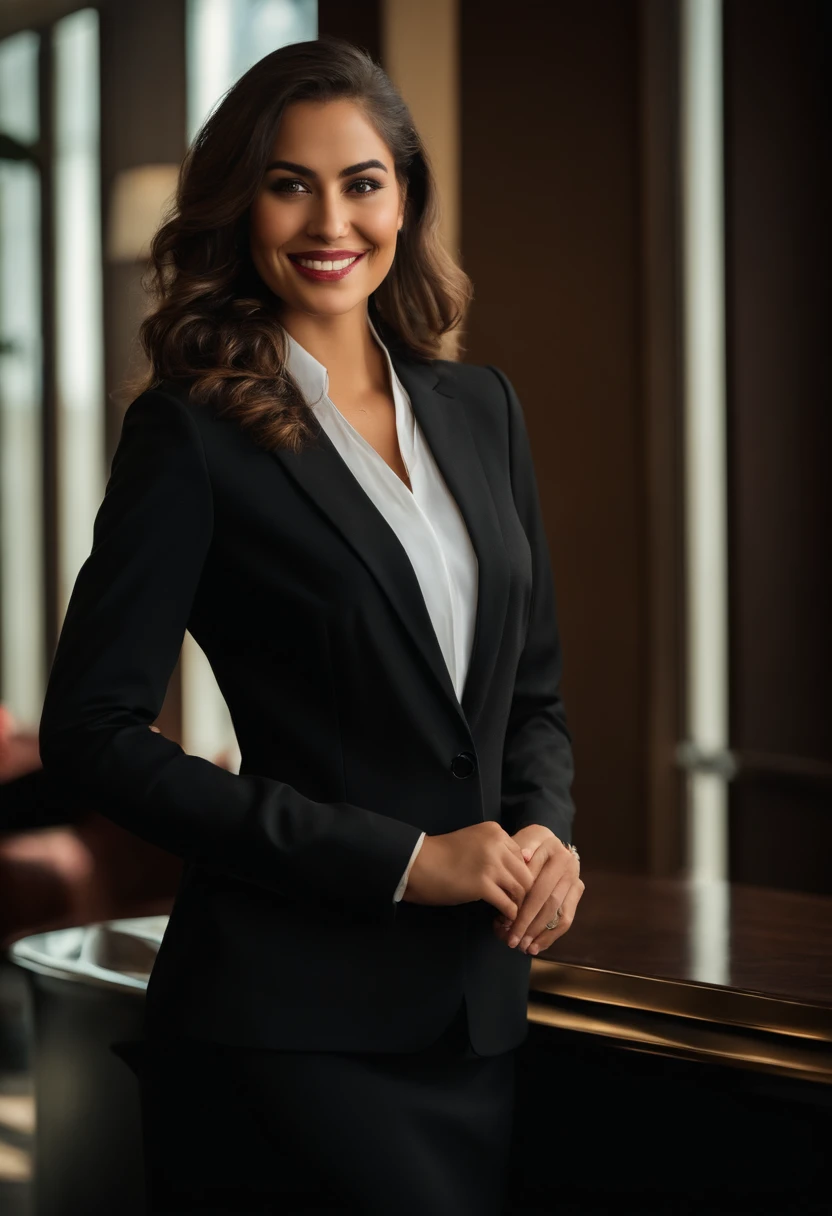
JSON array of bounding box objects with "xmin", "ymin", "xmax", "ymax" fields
[
  {"xmin": 492, "ymin": 824, "xmax": 584, "ymax": 957},
  {"xmin": 150, "ymin": 726, "xmax": 583, "ymax": 955}
]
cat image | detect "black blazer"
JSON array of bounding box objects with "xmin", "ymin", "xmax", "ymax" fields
[{"xmin": 38, "ymin": 346, "xmax": 575, "ymax": 1057}]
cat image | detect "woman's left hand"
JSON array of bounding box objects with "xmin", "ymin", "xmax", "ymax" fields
[{"xmin": 492, "ymin": 825, "xmax": 584, "ymax": 955}]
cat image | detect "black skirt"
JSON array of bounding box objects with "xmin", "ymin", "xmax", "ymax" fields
[{"xmin": 138, "ymin": 995, "xmax": 516, "ymax": 1215}]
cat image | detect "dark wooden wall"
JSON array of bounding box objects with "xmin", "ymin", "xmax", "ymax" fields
[
  {"xmin": 459, "ymin": 0, "xmax": 685, "ymax": 875},
  {"xmin": 459, "ymin": 0, "xmax": 831, "ymax": 892},
  {"xmin": 318, "ymin": 0, "xmax": 380, "ymax": 60},
  {"xmin": 724, "ymin": 0, "xmax": 832, "ymax": 893}
]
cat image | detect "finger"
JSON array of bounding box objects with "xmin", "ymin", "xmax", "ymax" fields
[
  {"xmin": 503, "ymin": 834, "xmax": 529, "ymax": 862},
  {"xmin": 516, "ymin": 838, "xmax": 578, "ymax": 911},
  {"xmin": 514, "ymin": 848, "xmax": 537, "ymax": 887},
  {"xmin": 515, "ymin": 836, "xmax": 554, "ymax": 882},
  {"xmin": 519, "ymin": 921, "xmax": 558, "ymax": 957},
  {"xmin": 507, "ymin": 839, "xmax": 571, "ymax": 936},
  {"xmin": 505, "ymin": 861, "xmax": 560, "ymax": 946},
  {"xmin": 528, "ymin": 878, "xmax": 585, "ymax": 954},
  {"xmin": 537, "ymin": 878, "xmax": 585, "ymax": 947},
  {"xmin": 504, "ymin": 848, "xmax": 535, "ymax": 898},
  {"xmin": 499, "ymin": 844, "xmax": 563, "ymax": 933},
  {"xmin": 517, "ymin": 871, "xmax": 574, "ymax": 952},
  {"xmin": 503, "ymin": 837, "xmax": 534, "ymax": 888},
  {"xmin": 485, "ymin": 878, "xmax": 521, "ymax": 924}
]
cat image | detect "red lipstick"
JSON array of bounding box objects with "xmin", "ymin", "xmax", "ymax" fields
[
  {"xmin": 289, "ymin": 249, "xmax": 368, "ymax": 259},
  {"xmin": 287, "ymin": 250, "xmax": 368, "ymax": 283}
]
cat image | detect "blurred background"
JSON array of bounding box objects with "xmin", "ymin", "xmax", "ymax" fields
[
  {"xmin": 1, "ymin": 0, "xmax": 829, "ymax": 916},
  {"xmin": 0, "ymin": 0, "xmax": 829, "ymax": 1209}
]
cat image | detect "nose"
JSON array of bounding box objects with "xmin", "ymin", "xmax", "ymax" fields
[{"xmin": 306, "ymin": 188, "xmax": 350, "ymax": 243}]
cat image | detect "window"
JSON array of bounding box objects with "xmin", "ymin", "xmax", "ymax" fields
[{"xmin": 0, "ymin": 31, "xmax": 44, "ymax": 727}]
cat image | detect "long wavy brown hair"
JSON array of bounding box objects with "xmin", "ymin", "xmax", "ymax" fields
[{"xmin": 121, "ymin": 35, "xmax": 473, "ymax": 453}]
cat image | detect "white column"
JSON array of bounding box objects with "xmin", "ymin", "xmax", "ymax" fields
[
  {"xmin": 679, "ymin": 0, "xmax": 731, "ymax": 908},
  {"xmin": 54, "ymin": 9, "xmax": 106, "ymax": 630}
]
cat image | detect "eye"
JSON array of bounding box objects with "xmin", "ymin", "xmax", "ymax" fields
[
  {"xmin": 270, "ymin": 178, "xmax": 308, "ymax": 195},
  {"xmin": 349, "ymin": 178, "xmax": 383, "ymax": 194},
  {"xmin": 269, "ymin": 177, "xmax": 383, "ymax": 196}
]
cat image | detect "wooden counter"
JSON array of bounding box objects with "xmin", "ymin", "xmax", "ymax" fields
[
  {"xmin": 506, "ymin": 871, "xmax": 831, "ymax": 1208},
  {"xmin": 527, "ymin": 870, "xmax": 832, "ymax": 1086}
]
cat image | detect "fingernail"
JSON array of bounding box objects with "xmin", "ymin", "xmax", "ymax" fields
[
  {"xmin": 508, "ymin": 935, "xmax": 519, "ymax": 948},
  {"xmin": 529, "ymin": 944, "xmax": 539, "ymax": 955},
  {"xmin": 520, "ymin": 937, "xmax": 532, "ymax": 951}
]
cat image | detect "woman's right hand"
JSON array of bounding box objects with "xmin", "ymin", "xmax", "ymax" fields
[{"xmin": 402, "ymin": 821, "xmax": 534, "ymax": 922}]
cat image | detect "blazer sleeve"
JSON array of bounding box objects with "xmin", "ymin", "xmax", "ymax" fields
[
  {"xmin": 38, "ymin": 389, "xmax": 423, "ymax": 904},
  {"xmin": 488, "ymin": 366, "xmax": 576, "ymax": 845}
]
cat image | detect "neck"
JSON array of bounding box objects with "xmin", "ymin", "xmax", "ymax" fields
[{"xmin": 278, "ymin": 304, "xmax": 388, "ymax": 395}]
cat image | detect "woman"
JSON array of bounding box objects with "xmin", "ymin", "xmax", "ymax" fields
[{"xmin": 38, "ymin": 36, "xmax": 582, "ymax": 1216}]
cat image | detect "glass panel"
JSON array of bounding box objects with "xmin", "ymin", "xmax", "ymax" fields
[
  {"xmin": 187, "ymin": 0, "xmax": 317, "ymax": 140},
  {"xmin": 0, "ymin": 31, "xmax": 44, "ymax": 728},
  {"xmin": 0, "ymin": 29, "xmax": 39, "ymax": 144},
  {"xmin": 53, "ymin": 8, "xmax": 105, "ymax": 624}
]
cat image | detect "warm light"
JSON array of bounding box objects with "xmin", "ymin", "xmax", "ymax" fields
[
  {"xmin": 0, "ymin": 1136, "xmax": 32, "ymax": 1182},
  {"xmin": 105, "ymin": 163, "xmax": 180, "ymax": 261}
]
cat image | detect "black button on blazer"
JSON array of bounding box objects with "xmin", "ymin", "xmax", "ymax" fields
[{"xmin": 38, "ymin": 348, "xmax": 575, "ymax": 1056}]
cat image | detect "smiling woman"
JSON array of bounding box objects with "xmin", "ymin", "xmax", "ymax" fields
[
  {"xmin": 40, "ymin": 31, "xmax": 578, "ymax": 1216},
  {"xmin": 121, "ymin": 36, "xmax": 472, "ymax": 457}
]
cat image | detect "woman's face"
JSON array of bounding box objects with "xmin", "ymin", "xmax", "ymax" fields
[{"xmin": 249, "ymin": 98, "xmax": 405, "ymax": 319}]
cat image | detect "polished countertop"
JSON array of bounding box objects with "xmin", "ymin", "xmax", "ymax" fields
[{"xmin": 528, "ymin": 870, "xmax": 832, "ymax": 1085}]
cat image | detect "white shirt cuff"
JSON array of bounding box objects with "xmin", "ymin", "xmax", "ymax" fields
[{"xmin": 393, "ymin": 831, "xmax": 426, "ymax": 902}]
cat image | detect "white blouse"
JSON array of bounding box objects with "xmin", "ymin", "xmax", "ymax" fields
[{"xmin": 280, "ymin": 315, "xmax": 480, "ymax": 902}]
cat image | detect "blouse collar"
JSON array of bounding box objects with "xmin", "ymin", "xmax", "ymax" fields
[{"xmin": 280, "ymin": 313, "xmax": 397, "ymax": 413}]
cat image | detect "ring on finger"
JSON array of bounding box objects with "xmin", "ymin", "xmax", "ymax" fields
[{"xmin": 545, "ymin": 907, "xmax": 562, "ymax": 932}]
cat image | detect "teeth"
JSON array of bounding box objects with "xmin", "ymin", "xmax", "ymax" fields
[{"xmin": 297, "ymin": 256, "xmax": 359, "ymax": 271}]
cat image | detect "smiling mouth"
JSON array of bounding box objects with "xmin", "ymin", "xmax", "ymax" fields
[{"xmin": 287, "ymin": 251, "xmax": 369, "ymax": 281}]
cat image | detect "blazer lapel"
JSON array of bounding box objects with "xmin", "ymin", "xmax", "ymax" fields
[{"xmin": 270, "ymin": 350, "xmax": 510, "ymax": 733}]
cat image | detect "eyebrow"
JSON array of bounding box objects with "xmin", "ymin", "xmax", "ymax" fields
[{"xmin": 265, "ymin": 158, "xmax": 388, "ymax": 179}]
